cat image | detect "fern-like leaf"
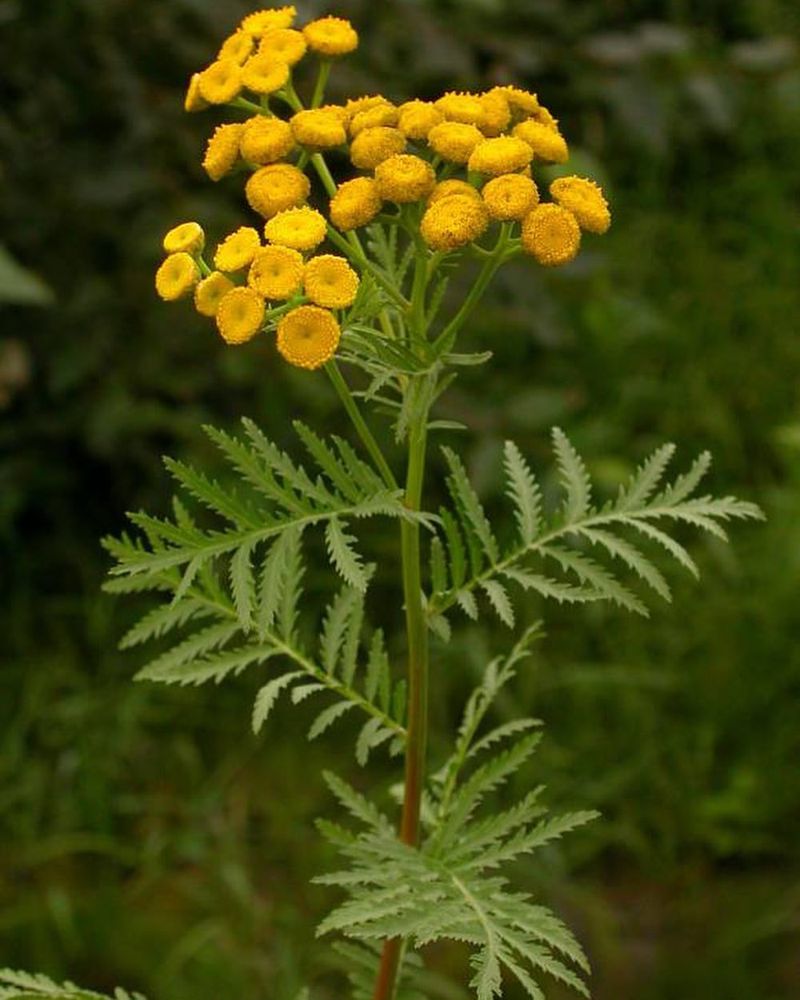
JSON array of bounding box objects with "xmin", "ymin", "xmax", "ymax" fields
[
  {"xmin": 503, "ymin": 441, "xmax": 542, "ymax": 545},
  {"xmin": 430, "ymin": 432, "xmax": 761, "ymax": 627},
  {"xmin": 326, "ymin": 517, "xmax": 368, "ymax": 592},
  {"xmin": 442, "ymin": 448, "xmax": 499, "ymax": 564},
  {"xmin": 552, "ymin": 427, "xmax": 592, "ymax": 521},
  {"xmin": 0, "ymin": 970, "xmax": 147, "ymax": 1000},
  {"xmin": 317, "ymin": 750, "xmax": 594, "ymax": 1000},
  {"xmin": 252, "ymin": 670, "xmax": 305, "ymax": 733},
  {"xmin": 105, "ymin": 419, "xmax": 412, "ymax": 756}
]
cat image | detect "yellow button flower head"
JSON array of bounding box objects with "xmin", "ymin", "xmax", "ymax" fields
[
  {"xmin": 265, "ymin": 206, "xmax": 327, "ymax": 251},
  {"xmin": 468, "ymin": 136, "xmax": 533, "ymax": 176},
  {"xmin": 291, "ymin": 108, "xmax": 347, "ymax": 149},
  {"xmin": 259, "ymin": 27, "xmax": 307, "ymax": 66},
  {"xmin": 521, "ymin": 203, "xmax": 581, "ymax": 266},
  {"xmin": 216, "ymin": 287, "xmax": 266, "ymax": 344},
  {"xmin": 163, "ymin": 221, "xmax": 205, "ymax": 255},
  {"xmin": 549, "ymin": 176, "xmax": 611, "ymax": 234},
  {"xmin": 319, "ymin": 104, "xmax": 350, "ymax": 125},
  {"xmin": 218, "ymin": 30, "xmax": 254, "ymax": 65},
  {"xmin": 481, "ymin": 174, "xmax": 539, "ymax": 221},
  {"xmin": 194, "ymin": 271, "xmax": 235, "ymax": 317},
  {"xmin": 491, "ymin": 85, "xmax": 540, "ymax": 119},
  {"xmin": 198, "ymin": 59, "xmax": 243, "ymax": 104},
  {"xmin": 435, "ymin": 92, "xmax": 486, "ymax": 127},
  {"xmin": 344, "ymin": 95, "xmax": 390, "ymax": 121},
  {"xmin": 245, "ymin": 163, "xmax": 310, "ymax": 218},
  {"xmin": 329, "ymin": 177, "xmax": 383, "ymax": 231},
  {"xmin": 350, "ymin": 102, "xmax": 398, "ymax": 137},
  {"xmin": 241, "ymin": 7, "xmax": 296, "ymax": 36},
  {"xmin": 531, "ymin": 104, "xmax": 559, "ymax": 130},
  {"xmin": 397, "ymin": 100, "xmax": 444, "ymax": 140},
  {"xmin": 203, "ymin": 123, "xmax": 244, "ymax": 181},
  {"xmin": 303, "ymin": 255, "xmax": 359, "ymax": 309},
  {"xmin": 303, "ymin": 16, "xmax": 359, "ymax": 57},
  {"xmin": 248, "ymin": 245, "xmax": 304, "ymax": 299},
  {"xmin": 374, "ymin": 154, "xmax": 436, "ymax": 204},
  {"xmin": 427, "ymin": 122, "xmax": 484, "ymax": 164},
  {"xmin": 350, "ymin": 126, "xmax": 406, "ymax": 170},
  {"xmin": 420, "ymin": 195, "xmax": 490, "ymax": 252},
  {"xmin": 427, "ymin": 179, "xmax": 482, "ymax": 206},
  {"xmin": 240, "ymin": 115, "xmax": 295, "ymax": 165},
  {"xmin": 155, "ymin": 253, "xmax": 200, "ymax": 301},
  {"xmin": 214, "ymin": 227, "xmax": 262, "ymax": 272},
  {"xmin": 477, "ymin": 91, "xmax": 511, "ymax": 136},
  {"xmin": 277, "ymin": 305, "xmax": 341, "ymax": 369},
  {"xmin": 241, "ymin": 54, "xmax": 290, "ymax": 95},
  {"xmin": 184, "ymin": 73, "xmax": 208, "ymax": 113},
  {"xmin": 513, "ymin": 121, "xmax": 568, "ymax": 163}
]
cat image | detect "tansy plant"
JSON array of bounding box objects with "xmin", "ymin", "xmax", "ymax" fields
[{"xmin": 3, "ymin": 6, "xmax": 763, "ymax": 1000}]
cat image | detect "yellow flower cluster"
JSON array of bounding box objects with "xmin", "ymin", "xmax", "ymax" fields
[
  {"xmin": 157, "ymin": 5, "xmax": 611, "ymax": 369},
  {"xmin": 155, "ymin": 206, "xmax": 357, "ymax": 367},
  {"xmin": 187, "ymin": 6, "xmax": 359, "ymax": 114}
]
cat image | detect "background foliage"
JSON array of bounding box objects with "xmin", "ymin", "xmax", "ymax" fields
[{"xmin": 1, "ymin": 0, "xmax": 799, "ymax": 997}]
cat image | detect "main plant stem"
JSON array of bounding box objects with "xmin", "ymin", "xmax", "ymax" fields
[
  {"xmin": 372, "ymin": 397, "xmax": 430, "ymax": 1000},
  {"xmin": 372, "ymin": 242, "xmax": 433, "ymax": 1000},
  {"xmin": 398, "ymin": 415, "xmax": 429, "ymax": 845}
]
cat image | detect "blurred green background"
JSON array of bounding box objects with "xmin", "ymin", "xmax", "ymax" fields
[{"xmin": 2, "ymin": 0, "xmax": 799, "ymax": 997}]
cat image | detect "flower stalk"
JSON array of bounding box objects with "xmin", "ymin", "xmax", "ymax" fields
[{"xmin": 371, "ymin": 376, "xmax": 431, "ymax": 1000}]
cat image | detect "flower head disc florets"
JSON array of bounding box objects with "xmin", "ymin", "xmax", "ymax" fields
[
  {"xmin": 248, "ymin": 245, "xmax": 305, "ymax": 299},
  {"xmin": 374, "ymin": 154, "xmax": 436, "ymax": 203},
  {"xmin": 427, "ymin": 121, "xmax": 484, "ymax": 164},
  {"xmin": 194, "ymin": 271, "xmax": 235, "ymax": 316},
  {"xmin": 428, "ymin": 179, "xmax": 482, "ymax": 205},
  {"xmin": 246, "ymin": 163, "xmax": 311, "ymax": 218},
  {"xmin": 397, "ymin": 100, "xmax": 444, "ymax": 140},
  {"xmin": 265, "ymin": 206, "xmax": 327, "ymax": 251},
  {"xmin": 550, "ymin": 176, "xmax": 611, "ymax": 234},
  {"xmin": 481, "ymin": 174, "xmax": 539, "ymax": 221},
  {"xmin": 435, "ymin": 92, "xmax": 486, "ymax": 126},
  {"xmin": 240, "ymin": 116, "xmax": 296, "ymax": 164},
  {"xmin": 303, "ymin": 16, "xmax": 359, "ymax": 57},
  {"xmin": 303, "ymin": 254, "xmax": 360, "ymax": 309},
  {"xmin": 350, "ymin": 127, "xmax": 406, "ymax": 169},
  {"xmin": 521, "ymin": 203, "xmax": 581, "ymax": 266},
  {"xmin": 259, "ymin": 27, "xmax": 307, "ymax": 65},
  {"xmin": 292, "ymin": 108, "xmax": 348, "ymax": 149},
  {"xmin": 216, "ymin": 286, "xmax": 266, "ymax": 343},
  {"xmin": 421, "ymin": 195, "xmax": 490, "ymax": 251},
  {"xmin": 203, "ymin": 123, "xmax": 244, "ymax": 180},
  {"xmin": 277, "ymin": 305, "xmax": 341, "ymax": 368},
  {"xmin": 468, "ymin": 136, "xmax": 533, "ymax": 177},
  {"xmin": 157, "ymin": 5, "xmax": 611, "ymax": 367},
  {"xmin": 513, "ymin": 120, "xmax": 569, "ymax": 163},
  {"xmin": 218, "ymin": 31, "xmax": 255, "ymax": 65},
  {"xmin": 329, "ymin": 177, "xmax": 383, "ymax": 231},
  {"xmin": 163, "ymin": 221, "xmax": 205, "ymax": 255},
  {"xmin": 241, "ymin": 7, "xmax": 297, "ymax": 36},
  {"xmin": 241, "ymin": 54, "xmax": 291, "ymax": 95},
  {"xmin": 155, "ymin": 253, "xmax": 200, "ymax": 301},
  {"xmin": 214, "ymin": 226, "xmax": 262, "ymax": 272}
]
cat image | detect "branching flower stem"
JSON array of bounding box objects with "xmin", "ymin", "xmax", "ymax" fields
[
  {"xmin": 325, "ymin": 224, "xmax": 410, "ymax": 310},
  {"xmin": 310, "ymin": 61, "xmax": 332, "ymax": 109},
  {"xmin": 231, "ymin": 96, "xmax": 265, "ymax": 115},
  {"xmin": 325, "ymin": 360, "xmax": 398, "ymax": 490},
  {"xmin": 433, "ymin": 224, "xmax": 512, "ymax": 354}
]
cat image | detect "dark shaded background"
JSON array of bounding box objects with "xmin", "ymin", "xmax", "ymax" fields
[{"xmin": 2, "ymin": 0, "xmax": 799, "ymax": 997}]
